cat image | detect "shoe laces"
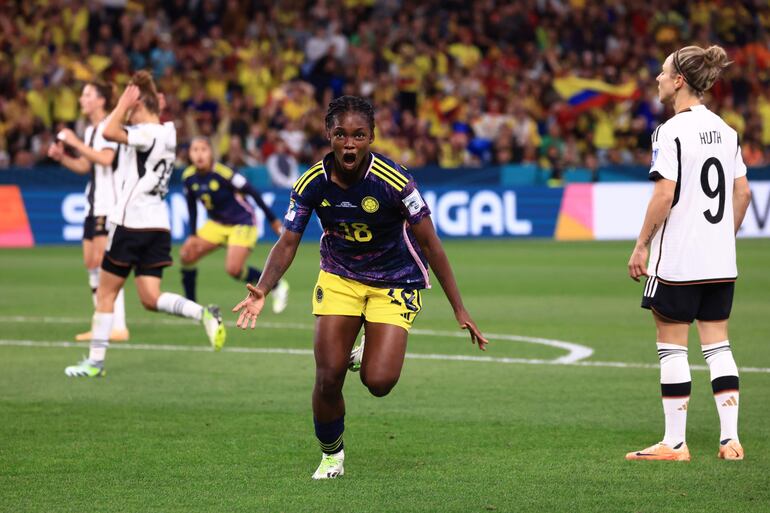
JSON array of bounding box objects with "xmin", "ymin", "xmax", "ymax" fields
[{"xmin": 319, "ymin": 454, "xmax": 341, "ymax": 470}]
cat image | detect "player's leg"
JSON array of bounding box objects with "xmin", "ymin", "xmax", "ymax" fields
[
  {"xmin": 696, "ymin": 282, "xmax": 742, "ymax": 460},
  {"xmin": 359, "ymin": 322, "xmax": 408, "ymax": 397},
  {"xmin": 309, "ymin": 271, "xmax": 367, "ymax": 479},
  {"xmin": 82, "ymin": 238, "xmax": 99, "ymax": 305},
  {"xmin": 74, "ymin": 217, "xmax": 100, "ymax": 341},
  {"xmin": 179, "ymin": 235, "xmax": 218, "ymax": 302},
  {"xmin": 65, "ymin": 268, "xmax": 127, "ymax": 377},
  {"xmin": 627, "ymin": 281, "xmax": 694, "ymax": 461},
  {"xmin": 136, "ymin": 270, "xmax": 226, "ymax": 351},
  {"xmin": 93, "ymin": 231, "xmax": 129, "ymax": 340},
  {"xmin": 354, "ymin": 286, "xmax": 421, "ymax": 383},
  {"xmin": 311, "ymin": 314, "xmax": 362, "ymax": 479},
  {"xmin": 226, "ymin": 224, "xmax": 290, "ymax": 314}
]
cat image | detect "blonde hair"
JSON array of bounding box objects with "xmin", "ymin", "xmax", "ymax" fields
[{"xmin": 672, "ymin": 45, "xmax": 731, "ymax": 96}]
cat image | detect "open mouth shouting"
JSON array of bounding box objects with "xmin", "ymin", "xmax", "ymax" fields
[{"xmin": 342, "ymin": 152, "xmax": 358, "ymax": 169}]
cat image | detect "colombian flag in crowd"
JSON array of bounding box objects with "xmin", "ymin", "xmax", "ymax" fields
[{"xmin": 553, "ymin": 76, "xmax": 640, "ymax": 112}]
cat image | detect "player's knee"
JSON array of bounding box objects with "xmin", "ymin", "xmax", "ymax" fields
[
  {"xmin": 180, "ymin": 249, "xmax": 197, "ymax": 266},
  {"xmin": 139, "ymin": 296, "xmax": 157, "ymax": 311},
  {"xmin": 137, "ymin": 291, "xmax": 159, "ymax": 311},
  {"xmin": 362, "ymin": 375, "xmax": 398, "ymax": 397},
  {"xmin": 315, "ymin": 370, "xmax": 344, "ymax": 398},
  {"xmin": 225, "ymin": 263, "xmax": 242, "ymax": 279}
]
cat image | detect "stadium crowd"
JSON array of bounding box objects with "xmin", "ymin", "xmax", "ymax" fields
[{"xmin": 1, "ymin": 0, "xmax": 770, "ymax": 178}]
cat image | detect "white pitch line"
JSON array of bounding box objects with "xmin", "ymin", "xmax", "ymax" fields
[
  {"xmin": 0, "ymin": 315, "xmax": 593, "ymax": 364},
  {"xmin": 1, "ymin": 339, "xmax": 770, "ymax": 374}
]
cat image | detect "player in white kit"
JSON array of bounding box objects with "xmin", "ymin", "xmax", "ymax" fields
[
  {"xmin": 65, "ymin": 71, "xmax": 226, "ymax": 378},
  {"xmin": 626, "ymin": 45, "xmax": 752, "ymax": 461},
  {"xmin": 47, "ymin": 81, "xmax": 129, "ymax": 342}
]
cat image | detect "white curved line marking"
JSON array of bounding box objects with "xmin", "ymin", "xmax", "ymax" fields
[
  {"xmin": 0, "ymin": 315, "xmax": 594, "ymax": 363},
  {"xmin": 1, "ymin": 339, "xmax": 769, "ymax": 374}
]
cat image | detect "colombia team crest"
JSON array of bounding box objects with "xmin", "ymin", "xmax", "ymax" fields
[{"xmin": 361, "ymin": 196, "xmax": 379, "ymax": 213}]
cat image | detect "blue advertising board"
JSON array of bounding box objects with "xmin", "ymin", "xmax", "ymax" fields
[{"xmin": 16, "ymin": 186, "xmax": 565, "ymax": 245}]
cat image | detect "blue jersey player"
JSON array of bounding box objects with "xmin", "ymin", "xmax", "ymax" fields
[
  {"xmin": 232, "ymin": 96, "xmax": 487, "ymax": 479},
  {"xmin": 180, "ymin": 138, "xmax": 289, "ymax": 313}
]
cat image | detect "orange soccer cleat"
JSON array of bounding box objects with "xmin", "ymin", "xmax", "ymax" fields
[
  {"xmin": 75, "ymin": 329, "xmax": 130, "ymax": 342},
  {"xmin": 625, "ymin": 442, "xmax": 690, "ymax": 461},
  {"xmin": 718, "ymin": 439, "xmax": 744, "ymax": 460}
]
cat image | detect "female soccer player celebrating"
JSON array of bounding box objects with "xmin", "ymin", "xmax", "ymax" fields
[
  {"xmin": 179, "ymin": 137, "xmax": 289, "ymax": 312},
  {"xmin": 233, "ymin": 96, "xmax": 487, "ymax": 479},
  {"xmin": 627, "ymin": 45, "xmax": 752, "ymax": 461},
  {"xmin": 64, "ymin": 71, "xmax": 226, "ymax": 377},
  {"xmin": 47, "ymin": 81, "xmax": 129, "ymax": 342}
]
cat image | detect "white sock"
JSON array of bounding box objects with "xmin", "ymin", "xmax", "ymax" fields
[
  {"xmin": 88, "ymin": 268, "xmax": 100, "ymax": 307},
  {"xmin": 156, "ymin": 292, "xmax": 203, "ymax": 321},
  {"xmin": 702, "ymin": 340, "xmax": 740, "ymax": 442},
  {"xmin": 89, "ymin": 312, "xmax": 113, "ymax": 365},
  {"xmin": 113, "ymin": 288, "xmax": 127, "ymax": 331},
  {"xmin": 657, "ymin": 342, "xmax": 691, "ymax": 447}
]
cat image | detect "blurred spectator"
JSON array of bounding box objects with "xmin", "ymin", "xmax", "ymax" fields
[
  {"xmin": 2, "ymin": 0, "xmax": 770, "ymax": 172},
  {"xmin": 266, "ymin": 139, "xmax": 300, "ymax": 189}
]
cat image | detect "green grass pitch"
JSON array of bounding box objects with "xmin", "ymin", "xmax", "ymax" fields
[{"xmin": 1, "ymin": 239, "xmax": 769, "ymax": 513}]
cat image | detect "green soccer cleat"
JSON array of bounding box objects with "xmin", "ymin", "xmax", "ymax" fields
[
  {"xmin": 348, "ymin": 335, "xmax": 365, "ymax": 373},
  {"xmin": 65, "ymin": 359, "xmax": 105, "ymax": 378},
  {"xmin": 312, "ymin": 450, "xmax": 345, "ymax": 480},
  {"xmin": 203, "ymin": 304, "xmax": 226, "ymax": 351}
]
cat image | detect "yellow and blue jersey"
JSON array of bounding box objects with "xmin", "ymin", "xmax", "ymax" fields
[
  {"xmin": 182, "ymin": 162, "xmax": 277, "ymax": 231},
  {"xmin": 284, "ymin": 152, "xmax": 432, "ymax": 289}
]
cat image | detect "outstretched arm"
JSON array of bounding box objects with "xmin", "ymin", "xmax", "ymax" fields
[
  {"xmin": 57, "ymin": 129, "xmax": 115, "ymax": 167},
  {"xmin": 411, "ymin": 216, "xmax": 488, "ymax": 350},
  {"xmin": 48, "ymin": 142, "xmax": 90, "ymax": 174},
  {"xmin": 233, "ymin": 179, "xmax": 282, "ymax": 235},
  {"xmin": 232, "ymin": 229, "xmax": 302, "ymax": 328},
  {"xmin": 184, "ymin": 187, "xmax": 198, "ymax": 235},
  {"xmin": 628, "ymin": 178, "xmax": 676, "ymax": 281}
]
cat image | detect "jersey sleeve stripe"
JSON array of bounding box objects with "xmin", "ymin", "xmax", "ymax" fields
[
  {"xmin": 371, "ymin": 168, "xmax": 405, "ymax": 191},
  {"xmin": 293, "ymin": 162, "xmax": 324, "ymax": 191},
  {"xmin": 296, "ymin": 169, "xmax": 324, "ymax": 195},
  {"xmin": 372, "ymin": 160, "xmax": 408, "ymax": 187},
  {"xmin": 373, "ymin": 158, "xmax": 408, "ymax": 184},
  {"xmin": 373, "ymin": 157, "xmax": 407, "ymax": 178},
  {"xmin": 652, "ymin": 126, "xmax": 662, "ymax": 143}
]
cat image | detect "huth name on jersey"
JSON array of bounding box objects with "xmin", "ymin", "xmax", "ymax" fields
[{"xmin": 699, "ymin": 130, "xmax": 722, "ymax": 145}]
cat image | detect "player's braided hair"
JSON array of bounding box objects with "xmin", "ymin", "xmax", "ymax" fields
[
  {"xmin": 672, "ymin": 45, "xmax": 731, "ymax": 97},
  {"xmin": 325, "ymin": 95, "xmax": 375, "ymax": 133},
  {"xmin": 87, "ymin": 80, "xmax": 117, "ymax": 110}
]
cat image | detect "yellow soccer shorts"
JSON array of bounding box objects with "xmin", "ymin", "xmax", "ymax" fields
[
  {"xmin": 312, "ymin": 270, "xmax": 422, "ymax": 330},
  {"xmin": 197, "ymin": 220, "xmax": 257, "ymax": 249}
]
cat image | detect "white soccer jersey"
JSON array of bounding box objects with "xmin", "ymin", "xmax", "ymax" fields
[
  {"xmin": 111, "ymin": 122, "xmax": 176, "ymax": 230},
  {"xmin": 83, "ymin": 120, "xmax": 120, "ymax": 217},
  {"xmin": 647, "ymin": 105, "xmax": 747, "ymax": 283}
]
